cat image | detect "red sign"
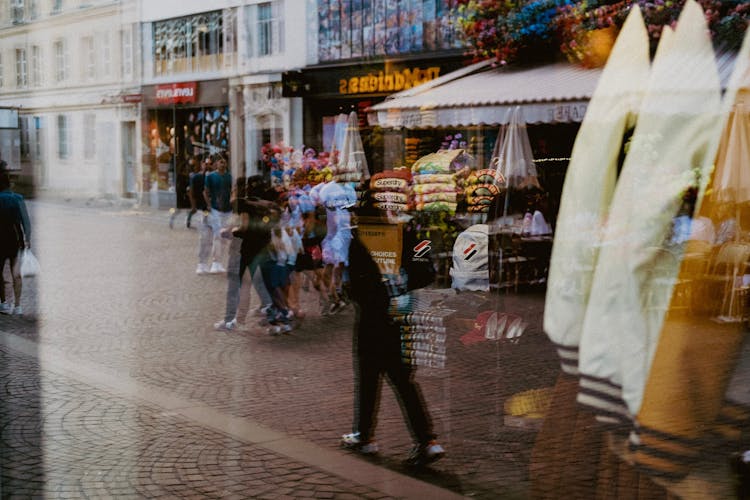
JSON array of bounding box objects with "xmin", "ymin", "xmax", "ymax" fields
[
  {"xmin": 155, "ymin": 82, "xmax": 197, "ymax": 105},
  {"xmin": 121, "ymin": 93, "xmax": 142, "ymax": 103}
]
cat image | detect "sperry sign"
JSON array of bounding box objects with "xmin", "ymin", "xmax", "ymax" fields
[
  {"xmin": 155, "ymin": 82, "xmax": 197, "ymax": 104},
  {"xmin": 339, "ymin": 67, "xmax": 441, "ymax": 95}
]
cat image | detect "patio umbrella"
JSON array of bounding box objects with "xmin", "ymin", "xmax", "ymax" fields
[
  {"xmin": 491, "ymin": 106, "xmax": 540, "ymax": 222},
  {"xmin": 337, "ymin": 111, "xmax": 370, "ymax": 183},
  {"xmin": 710, "ymin": 94, "xmax": 750, "ymax": 321}
]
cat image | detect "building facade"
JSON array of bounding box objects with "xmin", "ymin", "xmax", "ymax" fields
[
  {"xmin": 139, "ymin": 0, "xmax": 312, "ymax": 208},
  {"xmin": 0, "ymin": 0, "xmax": 141, "ymax": 199}
]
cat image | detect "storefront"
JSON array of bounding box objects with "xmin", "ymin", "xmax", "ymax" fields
[
  {"xmin": 141, "ymin": 79, "xmax": 230, "ymax": 208},
  {"xmin": 359, "ymin": 61, "xmax": 603, "ymax": 291},
  {"xmin": 283, "ymin": 56, "xmax": 466, "ymax": 175}
]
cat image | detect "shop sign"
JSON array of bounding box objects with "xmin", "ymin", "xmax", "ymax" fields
[
  {"xmin": 548, "ymin": 103, "xmax": 587, "ymax": 123},
  {"xmin": 339, "ymin": 67, "xmax": 441, "ymax": 95},
  {"xmin": 358, "ymin": 223, "xmax": 402, "ymax": 275},
  {"xmin": 155, "ymin": 82, "xmax": 197, "ymax": 105},
  {"xmin": 121, "ymin": 94, "xmax": 143, "ymax": 103}
]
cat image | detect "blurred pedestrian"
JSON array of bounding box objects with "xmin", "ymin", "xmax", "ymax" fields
[
  {"xmin": 214, "ymin": 176, "xmax": 278, "ymax": 330},
  {"xmin": 204, "ymin": 155, "xmax": 232, "ymax": 274},
  {"xmin": 0, "ymin": 165, "xmax": 30, "ymax": 315},
  {"xmin": 341, "ymin": 223, "xmax": 444, "ymax": 466},
  {"xmin": 193, "ymin": 156, "xmax": 212, "ymax": 275},
  {"xmin": 185, "ymin": 156, "xmax": 202, "ymax": 229}
]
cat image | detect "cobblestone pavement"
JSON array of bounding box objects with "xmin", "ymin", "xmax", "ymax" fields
[{"xmin": 0, "ymin": 200, "xmax": 561, "ymax": 499}]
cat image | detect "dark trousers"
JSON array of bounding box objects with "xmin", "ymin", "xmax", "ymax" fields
[{"xmin": 355, "ymin": 348, "xmax": 435, "ymax": 445}]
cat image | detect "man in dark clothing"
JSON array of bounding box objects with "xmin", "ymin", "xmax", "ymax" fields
[
  {"xmin": 341, "ymin": 224, "xmax": 445, "ymax": 466},
  {"xmin": 0, "ymin": 167, "xmax": 30, "ymax": 315},
  {"xmin": 186, "ymin": 156, "xmax": 205, "ymax": 228}
]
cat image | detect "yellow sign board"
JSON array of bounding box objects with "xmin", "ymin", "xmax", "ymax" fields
[
  {"xmin": 358, "ymin": 222, "xmax": 402, "ymax": 275},
  {"xmin": 339, "ymin": 67, "xmax": 441, "ymax": 95}
]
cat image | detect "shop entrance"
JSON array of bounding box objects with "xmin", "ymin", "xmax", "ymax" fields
[{"xmin": 144, "ymin": 105, "xmax": 230, "ymax": 208}]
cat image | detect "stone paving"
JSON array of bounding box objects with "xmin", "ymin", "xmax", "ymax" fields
[{"xmin": 0, "ymin": 200, "xmax": 562, "ymax": 498}]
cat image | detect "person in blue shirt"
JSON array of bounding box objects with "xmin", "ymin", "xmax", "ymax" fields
[
  {"xmin": 203, "ymin": 155, "xmax": 232, "ymax": 274},
  {"xmin": 0, "ymin": 164, "xmax": 30, "ymax": 315}
]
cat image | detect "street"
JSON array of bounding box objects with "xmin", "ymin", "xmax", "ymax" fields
[{"xmin": 0, "ymin": 200, "xmax": 560, "ymax": 499}]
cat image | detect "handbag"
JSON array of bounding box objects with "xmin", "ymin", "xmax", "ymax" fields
[{"xmin": 20, "ymin": 249, "xmax": 40, "ymax": 277}]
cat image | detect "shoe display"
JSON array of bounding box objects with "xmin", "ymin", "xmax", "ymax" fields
[
  {"xmin": 196, "ymin": 263, "xmax": 209, "ymax": 275},
  {"xmin": 341, "ymin": 432, "xmax": 379, "ymax": 454},
  {"xmin": 406, "ymin": 440, "xmax": 445, "ymax": 466},
  {"xmin": 0, "ymin": 302, "xmax": 11, "ymax": 314},
  {"xmin": 209, "ymin": 262, "xmax": 226, "ymax": 274}
]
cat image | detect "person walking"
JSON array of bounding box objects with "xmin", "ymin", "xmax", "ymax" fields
[
  {"xmin": 192, "ymin": 156, "xmax": 212, "ymax": 275},
  {"xmin": 185, "ymin": 156, "xmax": 201, "ymax": 229},
  {"xmin": 0, "ymin": 166, "xmax": 30, "ymax": 315},
  {"xmin": 214, "ymin": 177, "xmax": 279, "ymax": 331},
  {"xmin": 204, "ymin": 156, "xmax": 232, "ymax": 274},
  {"xmin": 340, "ymin": 225, "xmax": 445, "ymax": 466}
]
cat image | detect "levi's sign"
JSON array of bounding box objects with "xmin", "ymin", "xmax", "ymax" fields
[
  {"xmin": 339, "ymin": 67, "xmax": 441, "ymax": 95},
  {"xmin": 156, "ymin": 82, "xmax": 197, "ymax": 104}
]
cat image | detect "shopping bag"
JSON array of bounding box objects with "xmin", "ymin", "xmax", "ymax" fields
[{"xmin": 21, "ymin": 249, "xmax": 40, "ymax": 277}]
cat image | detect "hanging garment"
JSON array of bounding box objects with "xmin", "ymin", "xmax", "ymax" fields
[
  {"xmin": 544, "ymin": 6, "xmax": 650, "ymax": 376},
  {"xmin": 578, "ymin": 0, "xmax": 723, "ymax": 424},
  {"xmin": 633, "ymin": 26, "xmax": 750, "ymax": 478}
]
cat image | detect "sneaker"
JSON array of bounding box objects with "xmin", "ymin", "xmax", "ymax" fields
[
  {"xmin": 406, "ymin": 440, "xmax": 445, "ymax": 466},
  {"xmin": 341, "ymin": 432, "xmax": 379, "ymax": 455},
  {"xmin": 254, "ymin": 305, "xmax": 272, "ymax": 317},
  {"xmin": 209, "ymin": 262, "xmax": 226, "ymax": 274},
  {"xmin": 196, "ymin": 263, "xmax": 209, "ymax": 275},
  {"xmin": 214, "ymin": 318, "xmax": 237, "ymax": 331},
  {"xmin": 0, "ymin": 302, "xmax": 11, "ymax": 315},
  {"xmin": 11, "ymin": 305, "xmax": 22, "ymax": 316},
  {"xmin": 328, "ymin": 300, "xmax": 342, "ymax": 315}
]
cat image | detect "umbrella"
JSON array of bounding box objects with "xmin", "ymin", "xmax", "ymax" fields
[
  {"xmin": 491, "ymin": 106, "xmax": 540, "ymax": 222},
  {"xmin": 708, "ymin": 91, "xmax": 750, "ymax": 321},
  {"xmin": 337, "ymin": 111, "xmax": 370, "ymax": 182}
]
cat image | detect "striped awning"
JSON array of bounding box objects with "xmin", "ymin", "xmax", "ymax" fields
[{"xmin": 367, "ymin": 62, "xmax": 603, "ymax": 128}]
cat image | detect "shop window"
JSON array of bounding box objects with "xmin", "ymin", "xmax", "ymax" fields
[
  {"xmin": 83, "ymin": 113, "xmax": 95, "ymax": 160},
  {"xmin": 15, "ymin": 48, "xmax": 27, "ymax": 88},
  {"xmin": 57, "ymin": 114, "xmax": 69, "ymax": 159},
  {"xmin": 54, "ymin": 39, "xmax": 67, "ymax": 82},
  {"xmin": 51, "ymin": 0, "xmax": 62, "ymax": 15},
  {"xmin": 31, "ymin": 45, "xmax": 41, "ymax": 87},
  {"xmin": 257, "ymin": 2, "xmax": 282, "ymax": 57},
  {"xmin": 153, "ymin": 10, "xmax": 233, "ymax": 76}
]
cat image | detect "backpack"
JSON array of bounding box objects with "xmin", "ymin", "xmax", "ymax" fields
[{"xmin": 450, "ymin": 224, "xmax": 489, "ymax": 291}]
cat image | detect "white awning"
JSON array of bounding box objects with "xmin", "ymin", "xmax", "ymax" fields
[{"xmin": 367, "ymin": 62, "xmax": 605, "ymax": 128}]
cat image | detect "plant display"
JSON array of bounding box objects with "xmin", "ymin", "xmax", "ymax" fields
[{"xmin": 453, "ymin": 0, "xmax": 750, "ymax": 66}]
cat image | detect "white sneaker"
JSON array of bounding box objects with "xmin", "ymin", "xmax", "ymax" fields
[
  {"xmin": 11, "ymin": 305, "xmax": 22, "ymax": 316},
  {"xmin": 214, "ymin": 318, "xmax": 237, "ymax": 331},
  {"xmin": 341, "ymin": 432, "xmax": 379, "ymax": 454},
  {"xmin": 209, "ymin": 262, "xmax": 226, "ymax": 274},
  {"xmin": 196, "ymin": 263, "xmax": 209, "ymax": 275},
  {"xmin": 0, "ymin": 302, "xmax": 11, "ymax": 315}
]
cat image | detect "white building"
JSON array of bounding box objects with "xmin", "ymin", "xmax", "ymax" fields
[
  {"xmin": 139, "ymin": 0, "xmax": 313, "ymax": 208},
  {"xmin": 0, "ymin": 0, "xmax": 141, "ymax": 199}
]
